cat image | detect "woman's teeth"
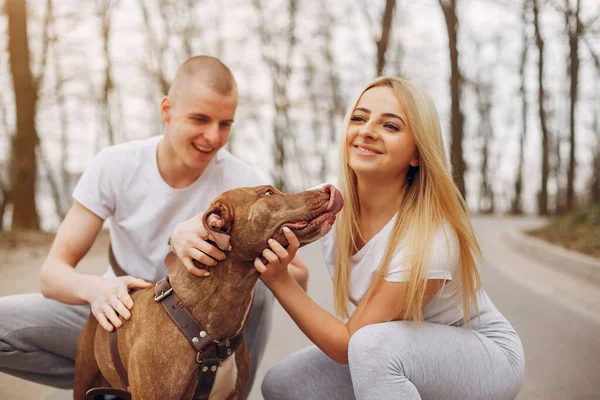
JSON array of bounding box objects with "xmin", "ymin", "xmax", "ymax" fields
[{"xmin": 356, "ymin": 146, "xmax": 379, "ymax": 154}]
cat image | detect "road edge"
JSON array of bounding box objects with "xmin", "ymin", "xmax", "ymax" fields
[{"xmin": 504, "ymin": 228, "xmax": 600, "ymax": 285}]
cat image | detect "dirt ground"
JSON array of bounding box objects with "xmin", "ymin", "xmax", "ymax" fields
[{"xmin": 0, "ymin": 230, "xmax": 110, "ymax": 400}]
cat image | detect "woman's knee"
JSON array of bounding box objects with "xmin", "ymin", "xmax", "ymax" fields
[
  {"xmin": 261, "ymin": 364, "xmax": 293, "ymax": 400},
  {"xmin": 349, "ymin": 323, "xmax": 399, "ymax": 361},
  {"xmin": 348, "ymin": 321, "xmax": 416, "ymax": 374}
]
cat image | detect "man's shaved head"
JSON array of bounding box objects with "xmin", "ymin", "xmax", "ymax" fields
[{"xmin": 168, "ymin": 56, "xmax": 238, "ymax": 106}]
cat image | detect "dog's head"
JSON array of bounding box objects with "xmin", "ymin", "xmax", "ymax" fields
[{"xmin": 202, "ymin": 184, "xmax": 343, "ymax": 262}]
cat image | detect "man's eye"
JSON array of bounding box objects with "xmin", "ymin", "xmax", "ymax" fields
[{"xmin": 265, "ymin": 189, "xmax": 274, "ymax": 196}]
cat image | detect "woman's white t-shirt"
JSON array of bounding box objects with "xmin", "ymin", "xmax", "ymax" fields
[{"xmin": 320, "ymin": 214, "xmax": 486, "ymax": 325}]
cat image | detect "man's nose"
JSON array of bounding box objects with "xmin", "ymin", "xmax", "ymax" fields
[{"xmin": 204, "ymin": 123, "xmax": 221, "ymax": 145}]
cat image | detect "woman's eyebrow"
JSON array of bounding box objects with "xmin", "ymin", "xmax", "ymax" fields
[
  {"xmin": 382, "ymin": 112, "xmax": 406, "ymax": 126},
  {"xmin": 353, "ymin": 107, "xmax": 407, "ymax": 126}
]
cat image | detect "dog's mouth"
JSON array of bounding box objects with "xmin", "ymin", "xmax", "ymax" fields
[{"xmin": 281, "ymin": 185, "xmax": 344, "ymax": 241}]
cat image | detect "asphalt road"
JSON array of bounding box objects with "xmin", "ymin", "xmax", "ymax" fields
[{"xmin": 0, "ymin": 216, "xmax": 598, "ymax": 399}]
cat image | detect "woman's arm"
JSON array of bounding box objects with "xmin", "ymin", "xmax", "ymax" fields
[{"xmin": 255, "ymin": 228, "xmax": 443, "ymax": 364}]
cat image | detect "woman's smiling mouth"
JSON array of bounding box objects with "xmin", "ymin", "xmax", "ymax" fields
[{"xmin": 353, "ymin": 144, "xmax": 383, "ymax": 155}]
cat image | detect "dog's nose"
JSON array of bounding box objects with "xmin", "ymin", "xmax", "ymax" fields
[{"xmin": 321, "ymin": 184, "xmax": 333, "ymax": 195}]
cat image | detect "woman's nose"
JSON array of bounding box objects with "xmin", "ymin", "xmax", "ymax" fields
[{"xmin": 358, "ymin": 122, "xmax": 378, "ymax": 140}]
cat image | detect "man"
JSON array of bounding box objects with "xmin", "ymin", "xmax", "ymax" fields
[{"xmin": 0, "ymin": 56, "xmax": 308, "ymax": 396}]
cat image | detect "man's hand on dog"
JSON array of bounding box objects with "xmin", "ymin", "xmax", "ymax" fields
[
  {"xmin": 254, "ymin": 227, "xmax": 300, "ymax": 287},
  {"xmin": 170, "ymin": 212, "xmax": 231, "ymax": 277},
  {"xmin": 90, "ymin": 276, "xmax": 153, "ymax": 332}
]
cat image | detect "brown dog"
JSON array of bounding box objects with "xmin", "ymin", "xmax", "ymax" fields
[{"xmin": 73, "ymin": 184, "xmax": 343, "ymax": 400}]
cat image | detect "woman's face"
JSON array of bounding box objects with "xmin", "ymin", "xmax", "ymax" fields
[{"xmin": 346, "ymin": 86, "xmax": 419, "ymax": 179}]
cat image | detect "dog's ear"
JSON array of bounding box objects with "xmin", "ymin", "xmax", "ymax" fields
[{"xmin": 202, "ymin": 201, "xmax": 233, "ymax": 251}]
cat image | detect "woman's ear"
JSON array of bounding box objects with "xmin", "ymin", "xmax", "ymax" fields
[{"xmin": 410, "ymin": 151, "xmax": 420, "ymax": 167}]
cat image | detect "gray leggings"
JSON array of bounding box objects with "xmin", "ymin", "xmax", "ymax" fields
[
  {"xmin": 262, "ymin": 305, "xmax": 525, "ymax": 400},
  {"xmin": 0, "ymin": 281, "xmax": 273, "ymax": 396}
]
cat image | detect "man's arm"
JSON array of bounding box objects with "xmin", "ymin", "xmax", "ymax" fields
[
  {"xmin": 40, "ymin": 201, "xmax": 104, "ymax": 304},
  {"xmin": 40, "ymin": 201, "xmax": 151, "ymax": 331}
]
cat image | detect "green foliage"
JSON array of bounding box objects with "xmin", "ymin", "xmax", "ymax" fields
[{"xmin": 528, "ymin": 204, "xmax": 600, "ymax": 258}]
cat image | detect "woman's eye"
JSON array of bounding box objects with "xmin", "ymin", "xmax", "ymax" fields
[
  {"xmin": 350, "ymin": 115, "xmax": 366, "ymax": 122},
  {"xmin": 384, "ymin": 123, "xmax": 399, "ymax": 131},
  {"xmin": 265, "ymin": 189, "xmax": 274, "ymax": 196}
]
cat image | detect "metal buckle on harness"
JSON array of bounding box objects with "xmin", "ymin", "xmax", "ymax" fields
[
  {"xmin": 197, "ymin": 354, "xmax": 221, "ymax": 372},
  {"xmin": 154, "ymin": 287, "xmax": 173, "ymax": 301}
]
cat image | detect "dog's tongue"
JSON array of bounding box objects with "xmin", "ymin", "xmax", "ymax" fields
[{"xmin": 324, "ymin": 185, "xmax": 344, "ymax": 214}]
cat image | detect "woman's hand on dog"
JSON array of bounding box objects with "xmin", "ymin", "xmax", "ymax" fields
[
  {"xmin": 171, "ymin": 212, "xmax": 231, "ymax": 277},
  {"xmin": 89, "ymin": 276, "xmax": 152, "ymax": 332},
  {"xmin": 255, "ymin": 227, "xmax": 300, "ymax": 287}
]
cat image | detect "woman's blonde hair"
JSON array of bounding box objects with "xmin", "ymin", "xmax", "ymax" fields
[{"xmin": 333, "ymin": 76, "xmax": 482, "ymax": 324}]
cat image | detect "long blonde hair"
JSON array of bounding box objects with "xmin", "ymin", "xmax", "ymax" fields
[{"xmin": 333, "ymin": 76, "xmax": 482, "ymax": 325}]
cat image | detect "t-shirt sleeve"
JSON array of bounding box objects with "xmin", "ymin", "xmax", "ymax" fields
[
  {"xmin": 384, "ymin": 224, "xmax": 458, "ymax": 282},
  {"xmin": 72, "ymin": 149, "xmax": 116, "ymax": 220}
]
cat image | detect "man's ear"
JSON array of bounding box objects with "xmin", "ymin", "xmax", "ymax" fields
[
  {"xmin": 202, "ymin": 201, "xmax": 233, "ymax": 251},
  {"xmin": 160, "ymin": 96, "xmax": 171, "ymax": 123}
]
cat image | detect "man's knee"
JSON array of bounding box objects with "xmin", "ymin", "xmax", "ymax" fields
[{"xmin": 0, "ymin": 293, "xmax": 87, "ymax": 359}]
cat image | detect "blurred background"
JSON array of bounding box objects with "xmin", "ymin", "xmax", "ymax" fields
[
  {"xmin": 1, "ymin": 1, "xmax": 600, "ymax": 399},
  {"xmin": 0, "ymin": 0, "xmax": 599, "ymax": 232}
]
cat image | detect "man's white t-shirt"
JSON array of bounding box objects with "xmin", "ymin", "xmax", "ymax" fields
[
  {"xmin": 72, "ymin": 135, "xmax": 266, "ymax": 282},
  {"xmin": 320, "ymin": 213, "xmax": 490, "ymax": 326}
]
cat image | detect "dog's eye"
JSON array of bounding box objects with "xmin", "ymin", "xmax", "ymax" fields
[{"xmin": 265, "ymin": 189, "xmax": 274, "ymax": 196}]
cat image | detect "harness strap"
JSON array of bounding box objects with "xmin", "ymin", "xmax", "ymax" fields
[
  {"xmin": 109, "ymin": 244, "xmax": 128, "ymax": 278},
  {"xmin": 102, "ymin": 245, "xmax": 243, "ymax": 399},
  {"xmin": 155, "ymin": 276, "xmax": 244, "ymax": 400},
  {"xmin": 110, "ymin": 330, "xmax": 130, "ymax": 390}
]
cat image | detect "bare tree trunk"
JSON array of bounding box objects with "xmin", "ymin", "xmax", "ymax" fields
[
  {"xmin": 439, "ymin": 0, "xmax": 466, "ymax": 198},
  {"xmin": 512, "ymin": 0, "xmax": 529, "ymax": 215},
  {"xmin": 99, "ymin": 0, "xmax": 116, "ymax": 146},
  {"xmin": 376, "ymin": 0, "xmax": 396, "ymax": 76},
  {"xmin": 592, "ymin": 149, "xmax": 600, "ymax": 204},
  {"xmin": 37, "ymin": 148, "xmax": 66, "ymax": 221},
  {"xmin": 139, "ymin": 0, "xmax": 171, "ymax": 95},
  {"xmin": 554, "ymin": 134, "xmax": 563, "ymax": 213},
  {"xmin": 565, "ymin": 0, "xmax": 581, "ymax": 211},
  {"xmin": 254, "ymin": 0, "xmax": 304, "ymax": 192},
  {"xmin": 0, "ymin": 59, "xmax": 12, "ymax": 231},
  {"xmin": 304, "ymin": 60, "xmax": 326, "ymax": 181},
  {"xmin": 533, "ymin": 0, "xmax": 550, "ymax": 216},
  {"xmin": 583, "ymin": 35, "xmax": 600, "ymax": 72},
  {"xmin": 473, "ymin": 52, "xmax": 494, "ymax": 214},
  {"xmin": 320, "ymin": 3, "xmax": 345, "ymax": 181},
  {"xmin": 41, "ymin": 0, "xmax": 68, "ymax": 220},
  {"xmin": 0, "ymin": 179, "xmax": 9, "ymax": 231},
  {"xmin": 138, "ymin": 0, "xmax": 173, "ymax": 140},
  {"xmin": 0, "ymin": 94, "xmax": 10, "ymax": 230},
  {"xmin": 591, "ymin": 80, "xmax": 600, "ymax": 204},
  {"xmin": 7, "ymin": 0, "xmax": 40, "ymax": 230}
]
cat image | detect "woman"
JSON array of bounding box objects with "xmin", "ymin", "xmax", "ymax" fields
[{"xmin": 255, "ymin": 77, "xmax": 525, "ymax": 399}]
